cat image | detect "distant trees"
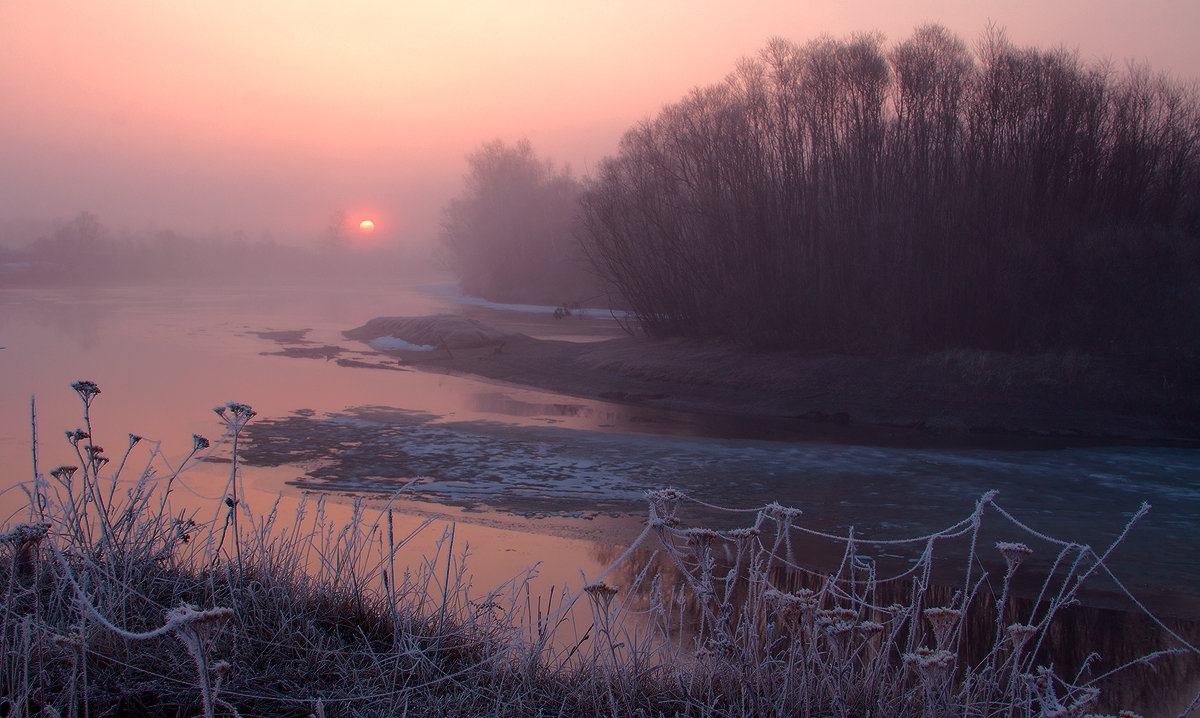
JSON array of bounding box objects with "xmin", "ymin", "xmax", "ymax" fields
[
  {"xmin": 440, "ymin": 139, "xmax": 594, "ymax": 304},
  {"xmin": 581, "ymin": 26, "xmax": 1200, "ymax": 353}
]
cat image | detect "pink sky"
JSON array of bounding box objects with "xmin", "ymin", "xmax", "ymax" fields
[{"xmin": 1, "ymin": 0, "xmax": 1197, "ymax": 246}]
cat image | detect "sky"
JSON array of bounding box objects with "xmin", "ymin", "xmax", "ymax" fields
[{"xmin": 1, "ymin": 0, "xmax": 1198, "ymax": 247}]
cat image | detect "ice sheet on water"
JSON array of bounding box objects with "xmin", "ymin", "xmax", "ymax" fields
[{"xmin": 237, "ymin": 406, "xmax": 1200, "ymax": 523}]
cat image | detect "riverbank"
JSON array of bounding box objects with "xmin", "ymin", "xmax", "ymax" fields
[{"xmin": 344, "ymin": 318, "xmax": 1200, "ymax": 447}]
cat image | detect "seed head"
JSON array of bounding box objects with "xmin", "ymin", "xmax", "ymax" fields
[
  {"xmin": 764, "ymin": 502, "xmax": 802, "ymax": 521},
  {"xmin": 924, "ymin": 606, "xmax": 963, "ymax": 650},
  {"xmin": 584, "ymin": 581, "xmax": 619, "ymax": 597},
  {"xmin": 904, "ymin": 646, "xmax": 956, "ymax": 676},
  {"xmin": 726, "ymin": 527, "xmax": 761, "ymax": 540},
  {"xmin": 50, "ymin": 465, "xmax": 78, "ymax": 483},
  {"xmin": 683, "ymin": 527, "xmax": 721, "ymax": 548},
  {"xmin": 1005, "ymin": 623, "xmax": 1039, "ymax": 651},
  {"xmin": 823, "ymin": 619, "xmax": 856, "ymax": 638},
  {"xmin": 996, "ymin": 541, "xmax": 1033, "ymax": 571},
  {"xmin": 646, "ymin": 488, "xmax": 683, "ymax": 503},
  {"xmin": 1, "ymin": 521, "xmax": 51, "ymax": 546},
  {"xmin": 764, "ymin": 587, "xmax": 818, "ymax": 617},
  {"xmin": 193, "ymin": 434, "xmax": 210, "ymax": 451},
  {"xmin": 70, "ymin": 380, "xmax": 101, "ymax": 404},
  {"xmin": 227, "ymin": 402, "xmax": 255, "ymax": 419}
]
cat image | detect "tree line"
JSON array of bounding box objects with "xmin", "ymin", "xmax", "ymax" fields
[
  {"xmin": 579, "ymin": 25, "xmax": 1200, "ymax": 352},
  {"xmin": 440, "ymin": 26, "xmax": 1198, "ymax": 354}
]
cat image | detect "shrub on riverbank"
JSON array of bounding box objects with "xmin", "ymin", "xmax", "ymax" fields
[
  {"xmin": 581, "ymin": 25, "xmax": 1200, "ymax": 355},
  {"xmin": 2, "ymin": 382, "xmax": 1194, "ymax": 716}
]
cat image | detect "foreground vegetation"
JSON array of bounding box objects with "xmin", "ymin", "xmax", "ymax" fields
[{"xmin": 1, "ymin": 382, "xmax": 1195, "ymax": 716}]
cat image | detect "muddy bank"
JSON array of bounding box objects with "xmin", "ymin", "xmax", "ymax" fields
[{"xmin": 344, "ymin": 315, "xmax": 1200, "ymax": 447}]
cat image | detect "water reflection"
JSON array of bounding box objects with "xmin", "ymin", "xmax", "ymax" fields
[{"xmin": 469, "ymin": 392, "xmax": 589, "ymax": 420}]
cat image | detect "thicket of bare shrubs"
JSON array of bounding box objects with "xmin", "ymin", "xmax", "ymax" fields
[
  {"xmin": 581, "ymin": 25, "xmax": 1200, "ymax": 353},
  {"xmin": 2, "ymin": 382, "xmax": 1195, "ymax": 716}
]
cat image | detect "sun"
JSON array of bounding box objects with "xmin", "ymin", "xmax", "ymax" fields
[{"xmin": 359, "ymin": 219, "xmax": 375, "ymax": 233}]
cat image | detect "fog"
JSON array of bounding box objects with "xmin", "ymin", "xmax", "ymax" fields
[{"xmin": 2, "ymin": 1, "xmax": 1199, "ymax": 248}]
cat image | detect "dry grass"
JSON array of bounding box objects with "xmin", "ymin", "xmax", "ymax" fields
[{"xmin": 1, "ymin": 381, "xmax": 1196, "ymax": 717}]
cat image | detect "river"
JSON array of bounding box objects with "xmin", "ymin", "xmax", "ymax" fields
[{"xmin": 2, "ymin": 280, "xmax": 1198, "ymax": 715}]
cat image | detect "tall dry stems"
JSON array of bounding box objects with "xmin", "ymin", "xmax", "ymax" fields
[{"xmin": 0, "ymin": 382, "xmax": 1195, "ymax": 717}]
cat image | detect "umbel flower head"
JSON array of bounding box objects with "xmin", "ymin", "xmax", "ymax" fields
[
  {"xmin": 904, "ymin": 646, "xmax": 956, "ymax": 681},
  {"xmin": 70, "ymin": 380, "xmax": 101, "ymax": 406},
  {"xmin": 924, "ymin": 606, "xmax": 963, "ymax": 650},
  {"xmin": 583, "ymin": 580, "xmax": 620, "ymax": 613},
  {"xmin": 214, "ymin": 402, "xmax": 256, "ymax": 420},
  {"xmin": 50, "ymin": 465, "xmax": 78, "ymax": 483},
  {"xmin": 584, "ymin": 580, "xmax": 620, "ymax": 597},
  {"xmin": 1, "ymin": 521, "xmax": 51, "ymax": 547},
  {"xmin": 214, "ymin": 402, "xmax": 257, "ymax": 432},
  {"xmin": 996, "ymin": 541, "xmax": 1034, "ymax": 572}
]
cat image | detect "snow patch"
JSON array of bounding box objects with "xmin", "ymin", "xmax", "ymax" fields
[{"xmin": 369, "ymin": 336, "xmax": 437, "ymax": 352}]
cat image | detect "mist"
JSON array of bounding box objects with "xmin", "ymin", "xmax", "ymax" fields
[
  {"xmin": 0, "ymin": 210, "xmax": 440, "ymax": 288},
  {"xmin": 3, "ymin": 2, "xmax": 1200, "ymax": 246}
]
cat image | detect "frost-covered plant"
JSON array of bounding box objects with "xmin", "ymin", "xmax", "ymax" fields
[{"xmin": 1, "ymin": 382, "xmax": 1195, "ymax": 717}]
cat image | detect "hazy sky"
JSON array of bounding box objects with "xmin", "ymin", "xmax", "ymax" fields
[{"xmin": 2, "ymin": 1, "xmax": 1197, "ymax": 246}]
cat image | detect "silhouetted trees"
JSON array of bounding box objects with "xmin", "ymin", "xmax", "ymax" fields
[
  {"xmin": 581, "ymin": 26, "xmax": 1200, "ymax": 353},
  {"xmin": 440, "ymin": 139, "xmax": 594, "ymax": 304}
]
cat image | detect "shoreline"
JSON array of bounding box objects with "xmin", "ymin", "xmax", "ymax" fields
[{"xmin": 355, "ymin": 330, "xmax": 1200, "ymax": 449}]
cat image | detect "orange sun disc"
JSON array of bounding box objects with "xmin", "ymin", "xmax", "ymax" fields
[{"xmin": 359, "ymin": 220, "xmax": 375, "ymax": 232}]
